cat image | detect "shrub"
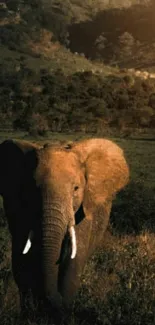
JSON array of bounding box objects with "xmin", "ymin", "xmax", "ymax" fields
[
  {"xmin": 27, "ymin": 113, "xmax": 49, "ymax": 136},
  {"xmin": 133, "ymin": 106, "xmax": 154, "ymax": 127},
  {"xmin": 118, "ymin": 32, "xmax": 135, "ymax": 60}
]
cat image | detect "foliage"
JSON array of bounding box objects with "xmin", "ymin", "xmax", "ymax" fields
[
  {"xmin": 117, "ymin": 32, "xmax": 135, "ymax": 61},
  {"xmin": 27, "ymin": 113, "xmax": 49, "ymax": 136},
  {"xmin": 0, "ymin": 58, "xmax": 155, "ymax": 135},
  {"xmin": 0, "ymin": 1, "xmax": 155, "ymax": 137}
]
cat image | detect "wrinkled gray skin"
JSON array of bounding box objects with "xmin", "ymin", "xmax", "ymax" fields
[{"xmin": 0, "ymin": 138, "xmax": 129, "ymax": 320}]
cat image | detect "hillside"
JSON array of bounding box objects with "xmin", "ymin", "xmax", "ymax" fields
[
  {"xmin": 69, "ymin": 0, "xmax": 155, "ymax": 68},
  {"xmin": 0, "ymin": 0, "xmax": 155, "ymax": 137}
]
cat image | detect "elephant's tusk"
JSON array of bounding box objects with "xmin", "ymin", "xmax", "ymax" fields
[
  {"xmin": 69, "ymin": 226, "xmax": 77, "ymax": 259},
  {"xmin": 23, "ymin": 238, "xmax": 31, "ymax": 254},
  {"xmin": 22, "ymin": 231, "xmax": 33, "ymax": 254}
]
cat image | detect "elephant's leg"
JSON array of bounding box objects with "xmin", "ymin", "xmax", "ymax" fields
[{"xmin": 60, "ymin": 218, "xmax": 92, "ymax": 307}]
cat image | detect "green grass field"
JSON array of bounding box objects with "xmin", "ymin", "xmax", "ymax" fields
[{"xmin": 0, "ymin": 133, "xmax": 155, "ymax": 325}]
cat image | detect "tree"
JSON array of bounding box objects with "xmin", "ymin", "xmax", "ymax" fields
[
  {"xmin": 41, "ymin": 0, "xmax": 72, "ymax": 45},
  {"xmin": 5, "ymin": 0, "xmax": 20, "ymax": 11},
  {"xmin": 95, "ymin": 32, "xmax": 107, "ymax": 51},
  {"xmin": 117, "ymin": 32, "xmax": 135, "ymax": 61}
]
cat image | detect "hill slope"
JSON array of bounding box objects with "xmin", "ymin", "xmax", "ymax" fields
[{"xmin": 0, "ymin": 0, "xmax": 155, "ymax": 137}]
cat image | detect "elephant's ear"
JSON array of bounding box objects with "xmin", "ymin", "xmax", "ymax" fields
[
  {"xmin": 0, "ymin": 139, "xmax": 40, "ymax": 196},
  {"xmin": 73, "ymin": 139, "xmax": 129, "ymax": 221}
]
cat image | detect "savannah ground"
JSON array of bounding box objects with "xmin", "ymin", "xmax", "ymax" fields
[{"xmin": 0, "ymin": 132, "xmax": 155, "ymax": 325}]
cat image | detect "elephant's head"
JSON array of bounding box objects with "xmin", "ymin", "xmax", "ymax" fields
[{"xmin": 0, "ymin": 138, "xmax": 129, "ymax": 309}]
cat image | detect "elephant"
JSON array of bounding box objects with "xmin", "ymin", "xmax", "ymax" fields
[{"xmin": 0, "ymin": 138, "xmax": 129, "ymax": 321}]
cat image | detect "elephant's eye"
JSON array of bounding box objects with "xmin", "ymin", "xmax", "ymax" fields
[{"xmin": 74, "ymin": 186, "xmax": 79, "ymax": 191}]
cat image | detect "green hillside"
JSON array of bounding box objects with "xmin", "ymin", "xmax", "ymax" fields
[{"xmin": 0, "ymin": 0, "xmax": 155, "ymax": 137}]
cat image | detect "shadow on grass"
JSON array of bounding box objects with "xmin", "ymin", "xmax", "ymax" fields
[{"xmin": 110, "ymin": 180, "xmax": 155, "ymax": 235}]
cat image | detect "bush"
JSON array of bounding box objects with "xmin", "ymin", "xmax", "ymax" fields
[
  {"xmin": 133, "ymin": 106, "xmax": 154, "ymax": 127},
  {"xmin": 27, "ymin": 113, "xmax": 49, "ymax": 136}
]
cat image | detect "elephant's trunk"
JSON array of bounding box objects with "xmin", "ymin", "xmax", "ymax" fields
[
  {"xmin": 22, "ymin": 191, "xmax": 77, "ymax": 307},
  {"xmin": 41, "ymin": 199, "xmax": 67, "ymax": 307}
]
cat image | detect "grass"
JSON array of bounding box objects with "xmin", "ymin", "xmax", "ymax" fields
[{"xmin": 0, "ymin": 133, "xmax": 155, "ymax": 324}]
